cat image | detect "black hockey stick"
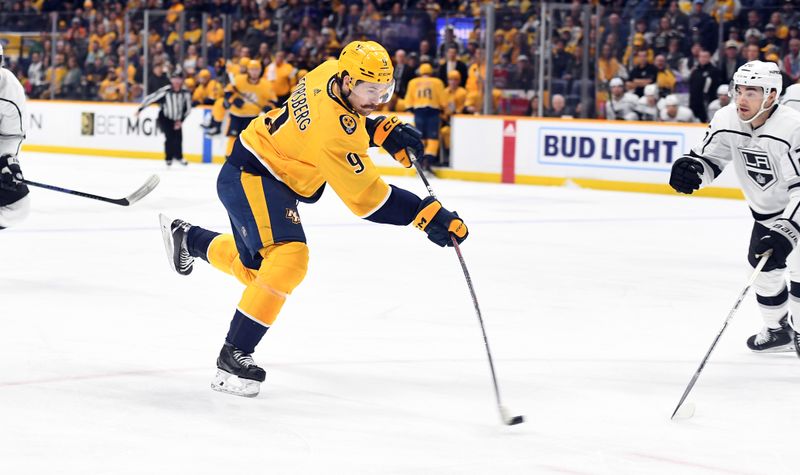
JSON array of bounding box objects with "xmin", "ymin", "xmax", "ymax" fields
[
  {"xmin": 23, "ymin": 174, "xmax": 160, "ymax": 206},
  {"xmin": 671, "ymin": 250, "xmax": 771, "ymax": 420},
  {"xmin": 408, "ymin": 150, "xmax": 524, "ymax": 426}
]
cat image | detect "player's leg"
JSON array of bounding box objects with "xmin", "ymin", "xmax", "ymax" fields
[
  {"xmin": 157, "ymin": 113, "xmax": 173, "ymax": 166},
  {"xmin": 0, "ymin": 186, "xmax": 30, "ymax": 230},
  {"xmin": 212, "ymin": 138, "xmax": 308, "ymax": 396},
  {"xmin": 201, "ymin": 99, "xmax": 225, "ymax": 135},
  {"xmin": 749, "ymin": 221, "xmax": 792, "ymax": 352},
  {"xmin": 785, "ymin": 247, "xmax": 800, "ymax": 356},
  {"xmin": 423, "ymin": 109, "xmax": 441, "ymax": 166}
]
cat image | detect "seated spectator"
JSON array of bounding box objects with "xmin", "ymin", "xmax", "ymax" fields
[
  {"xmin": 184, "ymin": 16, "xmax": 202, "ymax": 44},
  {"xmin": 598, "ymin": 43, "xmax": 628, "ymax": 85},
  {"xmin": 98, "ymin": 69, "xmax": 124, "ymax": 101},
  {"xmin": 62, "ymin": 55, "xmax": 83, "ymax": 99},
  {"xmin": 551, "ymin": 38, "xmax": 574, "ymax": 84},
  {"xmin": 605, "ymin": 77, "xmax": 639, "ymax": 121},
  {"xmin": 718, "ymin": 40, "xmax": 745, "ymax": 84},
  {"xmin": 707, "ymin": 84, "xmax": 730, "ymax": 119},
  {"xmin": 660, "ymin": 94, "xmax": 697, "ymax": 122},
  {"xmin": 525, "ymin": 94, "xmax": 540, "ymax": 117},
  {"xmin": 654, "ymin": 54, "xmax": 676, "ymax": 96},
  {"xmin": 784, "ymin": 39, "xmax": 800, "ymax": 84},
  {"xmin": 510, "ymin": 55, "xmax": 535, "ymax": 91},
  {"xmin": 545, "ymin": 94, "xmax": 574, "ymax": 119},
  {"xmin": 627, "ymin": 50, "xmax": 657, "ymax": 97}
]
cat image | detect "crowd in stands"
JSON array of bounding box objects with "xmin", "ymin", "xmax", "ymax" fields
[{"xmin": 1, "ymin": 0, "xmax": 800, "ymax": 123}]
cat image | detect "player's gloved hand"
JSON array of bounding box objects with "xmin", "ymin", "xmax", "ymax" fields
[
  {"xmin": 366, "ymin": 115, "xmax": 423, "ymax": 168},
  {"xmin": 669, "ymin": 157, "xmax": 704, "ymax": 194},
  {"xmin": 413, "ymin": 196, "xmax": 468, "ymax": 247},
  {"xmin": 754, "ymin": 219, "xmax": 799, "ymax": 271},
  {"xmin": 232, "ymin": 97, "xmax": 245, "ymax": 108},
  {"xmin": 0, "ymin": 154, "xmax": 24, "ymax": 192}
]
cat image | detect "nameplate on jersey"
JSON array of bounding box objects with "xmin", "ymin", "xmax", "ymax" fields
[{"xmin": 739, "ymin": 147, "xmax": 776, "ymax": 190}]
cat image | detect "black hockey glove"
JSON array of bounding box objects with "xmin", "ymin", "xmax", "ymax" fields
[
  {"xmin": 669, "ymin": 157, "xmax": 704, "ymax": 194},
  {"xmin": 232, "ymin": 97, "xmax": 245, "ymax": 108},
  {"xmin": 0, "ymin": 154, "xmax": 24, "ymax": 192},
  {"xmin": 366, "ymin": 115, "xmax": 424, "ymax": 168},
  {"xmin": 412, "ymin": 196, "xmax": 469, "ymax": 247},
  {"xmin": 754, "ymin": 219, "xmax": 799, "ymax": 271}
]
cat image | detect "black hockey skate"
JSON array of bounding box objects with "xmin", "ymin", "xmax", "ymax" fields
[
  {"xmin": 158, "ymin": 214, "xmax": 194, "ymax": 276},
  {"xmin": 747, "ymin": 316, "xmax": 793, "ymax": 352},
  {"xmin": 211, "ymin": 343, "xmax": 266, "ymax": 398}
]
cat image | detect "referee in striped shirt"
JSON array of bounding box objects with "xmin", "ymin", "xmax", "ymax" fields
[{"xmin": 136, "ymin": 70, "xmax": 193, "ymax": 166}]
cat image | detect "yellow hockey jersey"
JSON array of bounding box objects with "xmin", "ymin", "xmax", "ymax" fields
[
  {"xmin": 226, "ymin": 74, "xmax": 277, "ymax": 117},
  {"xmin": 404, "ymin": 76, "xmax": 447, "ymax": 111},
  {"xmin": 239, "ymin": 59, "xmax": 391, "ymax": 218},
  {"xmin": 193, "ymin": 79, "xmax": 223, "ymax": 105},
  {"xmin": 444, "ymin": 86, "xmax": 468, "ymax": 117}
]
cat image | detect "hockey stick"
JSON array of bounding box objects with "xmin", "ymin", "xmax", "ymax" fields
[
  {"xmin": 408, "ymin": 150, "xmax": 524, "ymax": 426},
  {"xmin": 23, "ymin": 174, "xmax": 160, "ymax": 206},
  {"xmin": 670, "ymin": 250, "xmax": 772, "ymax": 420}
]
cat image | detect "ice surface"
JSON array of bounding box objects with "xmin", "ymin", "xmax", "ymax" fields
[{"xmin": 2, "ymin": 153, "xmax": 797, "ymax": 474}]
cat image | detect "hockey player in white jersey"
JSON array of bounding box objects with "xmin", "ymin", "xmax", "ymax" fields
[
  {"xmin": 0, "ymin": 43, "xmax": 29, "ymax": 230},
  {"xmin": 780, "ymin": 83, "xmax": 800, "ymax": 112},
  {"xmin": 669, "ymin": 60, "xmax": 800, "ymax": 353},
  {"xmin": 605, "ymin": 77, "xmax": 639, "ymax": 120},
  {"xmin": 635, "ymin": 84, "xmax": 661, "ymax": 121},
  {"xmin": 659, "ymin": 94, "xmax": 697, "ymax": 123}
]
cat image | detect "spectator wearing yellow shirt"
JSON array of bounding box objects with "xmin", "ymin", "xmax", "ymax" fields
[
  {"xmin": 98, "ymin": 69, "xmax": 124, "ymax": 101},
  {"xmin": 769, "ymin": 11, "xmax": 789, "ymax": 40},
  {"xmin": 265, "ymin": 51, "xmax": 296, "ymax": 105},
  {"xmin": 184, "ymin": 16, "xmax": 202, "ymax": 44},
  {"xmin": 207, "ymin": 17, "xmax": 225, "ymax": 48},
  {"xmin": 166, "ymin": 0, "xmax": 184, "ymax": 24},
  {"xmin": 623, "ymin": 34, "xmax": 654, "ymax": 68},
  {"xmin": 251, "ymin": 9, "xmax": 271, "ymax": 32},
  {"xmin": 44, "ymin": 53, "xmax": 68, "ymax": 96},
  {"xmin": 654, "ymin": 54, "xmax": 676, "ymax": 96},
  {"xmin": 465, "ymin": 48, "xmax": 485, "ymax": 94},
  {"xmin": 89, "ymin": 23, "xmax": 116, "ymax": 53},
  {"xmin": 441, "ymin": 70, "xmax": 467, "ymax": 162}
]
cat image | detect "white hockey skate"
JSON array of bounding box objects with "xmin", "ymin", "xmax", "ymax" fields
[
  {"xmin": 210, "ymin": 343, "xmax": 266, "ymax": 398},
  {"xmin": 211, "ymin": 369, "xmax": 262, "ymax": 398}
]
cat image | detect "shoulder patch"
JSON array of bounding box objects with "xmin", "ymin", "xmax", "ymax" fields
[{"xmin": 339, "ymin": 114, "xmax": 357, "ymax": 135}]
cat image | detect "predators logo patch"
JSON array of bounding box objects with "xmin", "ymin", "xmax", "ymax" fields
[
  {"xmin": 339, "ymin": 114, "xmax": 357, "ymax": 135},
  {"xmin": 285, "ymin": 208, "xmax": 301, "ymax": 224}
]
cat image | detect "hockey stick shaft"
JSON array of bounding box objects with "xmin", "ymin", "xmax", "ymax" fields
[
  {"xmin": 23, "ymin": 174, "xmax": 160, "ymax": 206},
  {"xmin": 408, "ymin": 152, "xmax": 506, "ymax": 418},
  {"xmin": 670, "ymin": 250, "xmax": 771, "ymax": 419}
]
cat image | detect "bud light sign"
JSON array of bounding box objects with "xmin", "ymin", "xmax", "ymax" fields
[{"xmin": 537, "ymin": 126, "xmax": 683, "ymax": 172}]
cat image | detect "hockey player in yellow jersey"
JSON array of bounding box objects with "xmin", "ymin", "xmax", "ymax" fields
[
  {"xmin": 221, "ymin": 60, "xmax": 278, "ymax": 155},
  {"xmin": 404, "ymin": 63, "xmax": 447, "ymax": 173},
  {"xmin": 191, "ymin": 69, "xmax": 223, "ymax": 106},
  {"xmin": 159, "ymin": 41, "xmax": 469, "ymax": 397},
  {"xmin": 441, "ymin": 70, "xmax": 467, "ymax": 164}
]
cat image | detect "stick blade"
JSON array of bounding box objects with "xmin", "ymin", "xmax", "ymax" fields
[
  {"xmin": 671, "ymin": 402, "xmax": 695, "ymax": 421},
  {"xmin": 123, "ymin": 174, "xmax": 160, "ymax": 205},
  {"xmin": 500, "ymin": 405, "xmax": 525, "ymax": 426}
]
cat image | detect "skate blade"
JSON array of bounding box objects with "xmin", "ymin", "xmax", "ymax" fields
[
  {"xmin": 211, "ymin": 369, "xmax": 261, "ymax": 398},
  {"xmin": 158, "ymin": 214, "xmax": 178, "ymax": 273},
  {"xmin": 750, "ymin": 343, "xmax": 795, "ymax": 353}
]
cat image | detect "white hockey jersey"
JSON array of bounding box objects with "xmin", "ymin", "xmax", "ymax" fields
[
  {"xmin": 691, "ymin": 103, "xmax": 800, "ymax": 219},
  {"xmin": 0, "ymin": 67, "xmax": 26, "ymax": 157},
  {"xmin": 781, "ymin": 83, "xmax": 800, "ymax": 113},
  {"xmin": 605, "ymin": 92, "xmax": 639, "ymax": 120},
  {"xmin": 660, "ymin": 105, "xmax": 696, "ymax": 123}
]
